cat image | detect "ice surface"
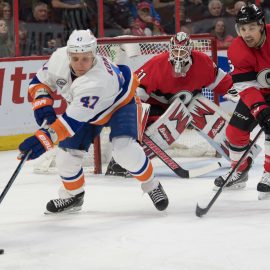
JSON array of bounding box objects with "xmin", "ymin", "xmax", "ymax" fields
[{"xmin": 0, "ymin": 127, "xmax": 270, "ymax": 270}]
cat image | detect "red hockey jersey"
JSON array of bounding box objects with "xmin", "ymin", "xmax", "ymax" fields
[
  {"xmin": 135, "ymin": 50, "xmax": 232, "ymax": 106},
  {"xmin": 228, "ymin": 24, "xmax": 270, "ymax": 109}
]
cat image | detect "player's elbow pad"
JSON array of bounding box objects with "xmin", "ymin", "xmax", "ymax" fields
[{"xmin": 29, "ymin": 83, "xmax": 53, "ymax": 100}]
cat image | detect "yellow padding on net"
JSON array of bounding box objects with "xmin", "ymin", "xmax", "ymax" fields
[{"xmin": 0, "ymin": 134, "xmax": 32, "ymax": 151}]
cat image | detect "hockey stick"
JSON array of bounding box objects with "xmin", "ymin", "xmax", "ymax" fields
[
  {"xmin": 0, "ymin": 120, "xmax": 48, "ymax": 205},
  {"xmin": 195, "ymin": 127, "xmax": 264, "ymax": 217},
  {"xmin": 142, "ymin": 133, "xmax": 221, "ymax": 178},
  {"xmin": 0, "ymin": 150, "xmax": 31, "ymax": 205}
]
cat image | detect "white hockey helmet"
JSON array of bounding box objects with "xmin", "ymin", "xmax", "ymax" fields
[
  {"xmin": 67, "ymin": 29, "xmax": 97, "ymax": 55},
  {"xmin": 169, "ymin": 32, "xmax": 193, "ymax": 77}
]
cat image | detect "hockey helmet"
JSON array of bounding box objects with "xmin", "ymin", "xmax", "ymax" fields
[
  {"xmin": 236, "ymin": 4, "xmax": 264, "ymax": 25},
  {"xmin": 169, "ymin": 32, "xmax": 193, "ymax": 77},
  {"xmin": 67, "ymin": 29, "xmax": 97, "ymax": 55}
]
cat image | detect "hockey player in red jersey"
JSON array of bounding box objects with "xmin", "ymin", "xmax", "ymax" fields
[
  {"xmin": 106, "ymin": 31, "xmax": 234, "ymax": 176},
  {"xmin": 134, "ymin": 31, "xmax": 232, "ymax": 122},
  {"xmin": 214, "ymin": 4, "xmax": 270, "ymax": 198}
]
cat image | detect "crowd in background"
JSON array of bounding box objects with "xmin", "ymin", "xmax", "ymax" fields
[{"xmin": 0, "ymin": 0, "xmax": 269, "ymax": 58}]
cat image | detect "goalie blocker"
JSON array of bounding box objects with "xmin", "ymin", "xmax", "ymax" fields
[{"xmin": 106, "ymin": 94, "xmax": 261, "ymax": 177}]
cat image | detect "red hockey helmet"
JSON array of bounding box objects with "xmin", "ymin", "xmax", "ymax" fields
[{"xmin": 169, "ymin": 32, "xmax": 193, "ymax": 77}]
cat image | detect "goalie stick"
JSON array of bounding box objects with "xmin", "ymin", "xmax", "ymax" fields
[
  {"xmin": 195, "ymin": 127, "xmax": 264, "ymax": 217},
  {"xmin": 142, "ymin": 133, "xmax": 221, "ymax": 178}
]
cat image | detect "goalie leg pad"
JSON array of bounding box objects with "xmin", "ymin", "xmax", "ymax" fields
[
  {"xmin": 188, "ymin": 94, "xmax": 261, "ymax": 160},
  {"xmin": 188, "ymin": 94, "xmax": 231, "ymax": 160},
  {"xmin": 112, "ymin": 136, "xmax": 154, "ymax": 182},
  {"xmin": 145, "ymin": 98, "xmax": 192, "ymax": 151},
  {"xmin": 56, "ymin": 147, "xmax": 85, "ymax": 195}
]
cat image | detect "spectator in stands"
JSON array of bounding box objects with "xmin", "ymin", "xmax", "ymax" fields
[
  {"xmin": 127, "ymin": 0, "xmax": 162, "ymax": 31},
  {"xmin": 204, "ymin": 0, "xmax": 224, "ymax": 18},
  {"xmin": 234, "ymin": 1, "xmax": 247, "ymax": 14},
  {"xmin": 193, "ymin": 0, "xmax": 224, "ymax": 34},
  {"xmin": 131, "ymin": 1, "xmax": 165, "ymax": 36},
  {"xmin": 26, "ymin": 2, "xmax": 62, "ymax": 55},
  {"xmin": 0, "ymin": 1, "xmax": 11, "ymax": 20},
  {"xmin": 128, "ymin": 0, "xmax": 161, "ymax": 23},
  {"xmin": 211, "ymin": 19, "xmax": 234, "ymax": 48},
  {"xmin": 223, "ymin": 0, "xmax": 236, "ymax": 17},
  {"xmin": 104, "ymin": 0, "xmax": 134, "ymax": 37},
  {"xmin": 0, "ymin": 18, "xmax": 13, "ymax": 57},
  {"xmin": 26, "ymin": 1, "xmax": 50, "ymax": 23},
  {"xmin": 220, "ymin": 0, "xmax": 241, "ymax": 37},
  {"xmin": 0, "ymin": 1, "xmax": 13, "ymax": 31},
  {"xmin": 19, "ymin": 21, "xmax": 31, "ymax": 56},
  {"xmin": 51, "ymin": 0, "xmax": 97, "ymax": 40},
  {"xmin": 152, "ymin": 0, "xmax": 174, "ymax": 27}
]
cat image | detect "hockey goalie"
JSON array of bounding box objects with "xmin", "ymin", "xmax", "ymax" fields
[{"xmin": 106, "ymin": 32, "xmax": 261, "ymax": 177}]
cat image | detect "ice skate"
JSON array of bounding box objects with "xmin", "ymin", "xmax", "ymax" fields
[
  {"xmin": 257, "ymin": 172, "xmax": 270, "ymax": 200},
  {"xmin": 105, "ymin": 158, "xmax": 132, "ymax": 177},
  {"xmin": 142, "ymin": 180, "xmax": 169, "ymax": 211},
  {"xmin": 45, "ymin": 191, "xmax": 85, "ymax": 214},
  {"xmin": 214, "ymin": 158, "xmax": 252, "ymax": 190}
]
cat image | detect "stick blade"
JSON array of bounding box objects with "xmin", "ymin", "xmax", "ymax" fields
[
  {"xmin": 188, "ymin": 162, "xmax": 221, "ymax": 178},
  {"xmin": 195, "ymin": 203, "xmax": 208, "ymax": 217}
]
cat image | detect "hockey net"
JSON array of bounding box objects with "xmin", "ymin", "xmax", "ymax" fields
[{"xmin": 33, "ymin": 34, "xmax": 219, "ymax": 175}]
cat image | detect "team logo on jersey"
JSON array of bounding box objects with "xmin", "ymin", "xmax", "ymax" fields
[
  {"xmin": 257, "ymin": 69, "xmax": 270, "ymax": 88},
  {"xmin": 56, "ymin": 79, "xmax": 67, "ymax": 88}
]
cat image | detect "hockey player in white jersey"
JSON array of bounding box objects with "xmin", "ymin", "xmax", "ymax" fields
[{"xmin": 18, "ymin": 29, "xmax": 169, "ymax": 213}]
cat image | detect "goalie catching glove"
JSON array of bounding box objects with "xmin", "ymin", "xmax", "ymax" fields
[
  {"xmin": 31, "ymin": 84, "xmax": 57, "ymax": 126},
  {"xmin": 18, "ymin": 129, "xmax": 54, "ymax": 160}
]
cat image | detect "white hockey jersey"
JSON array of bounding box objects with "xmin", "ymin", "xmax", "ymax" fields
[{"xmin": 29, "ymin": 47, "xmax": 139, "ymax": 141}]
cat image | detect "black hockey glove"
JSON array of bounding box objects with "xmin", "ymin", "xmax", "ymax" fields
[{"xmin": 256, "ymin": 107, "xmax": 270, "ymax": 130}]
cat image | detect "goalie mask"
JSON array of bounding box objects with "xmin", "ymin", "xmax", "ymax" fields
[
  {"xmin": 169, "ymin": 32, "xmax": 193, "ymax": 77},
  {"xmin": 67, "ymin": 29, "xmax": 97, "ymax": 55}
]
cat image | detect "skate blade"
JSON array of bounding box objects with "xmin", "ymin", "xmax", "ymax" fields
[
  {"xmin": 44, "ymin": 206, "xmax": 82, "ymax": 215},
  {"xmin": 213, "ymin": 182, "xmax": 246, "ymax": 191},
  {"xmin": 258, "ymin": 192, "xmax": 270, "ymax": 200}
]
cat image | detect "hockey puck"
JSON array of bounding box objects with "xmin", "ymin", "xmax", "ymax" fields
[{"xmin": 0, "ymin": 249, "xmax": 4, "ymax": 255}]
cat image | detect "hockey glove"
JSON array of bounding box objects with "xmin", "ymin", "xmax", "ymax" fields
[
  {"xmin": 253, "ymin": 105, "xmax": 270, "ymax": 130},
  {"xmin": 18, "ymin": 129, "xmax": 54, "ymax": 160},
  {"xmin": 224, "ymin": 88, "xmax": 240, "ymax": 103},
  {"xmin": 32, "ymin": 95, "xmax": 56, "ymax": 126}
]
